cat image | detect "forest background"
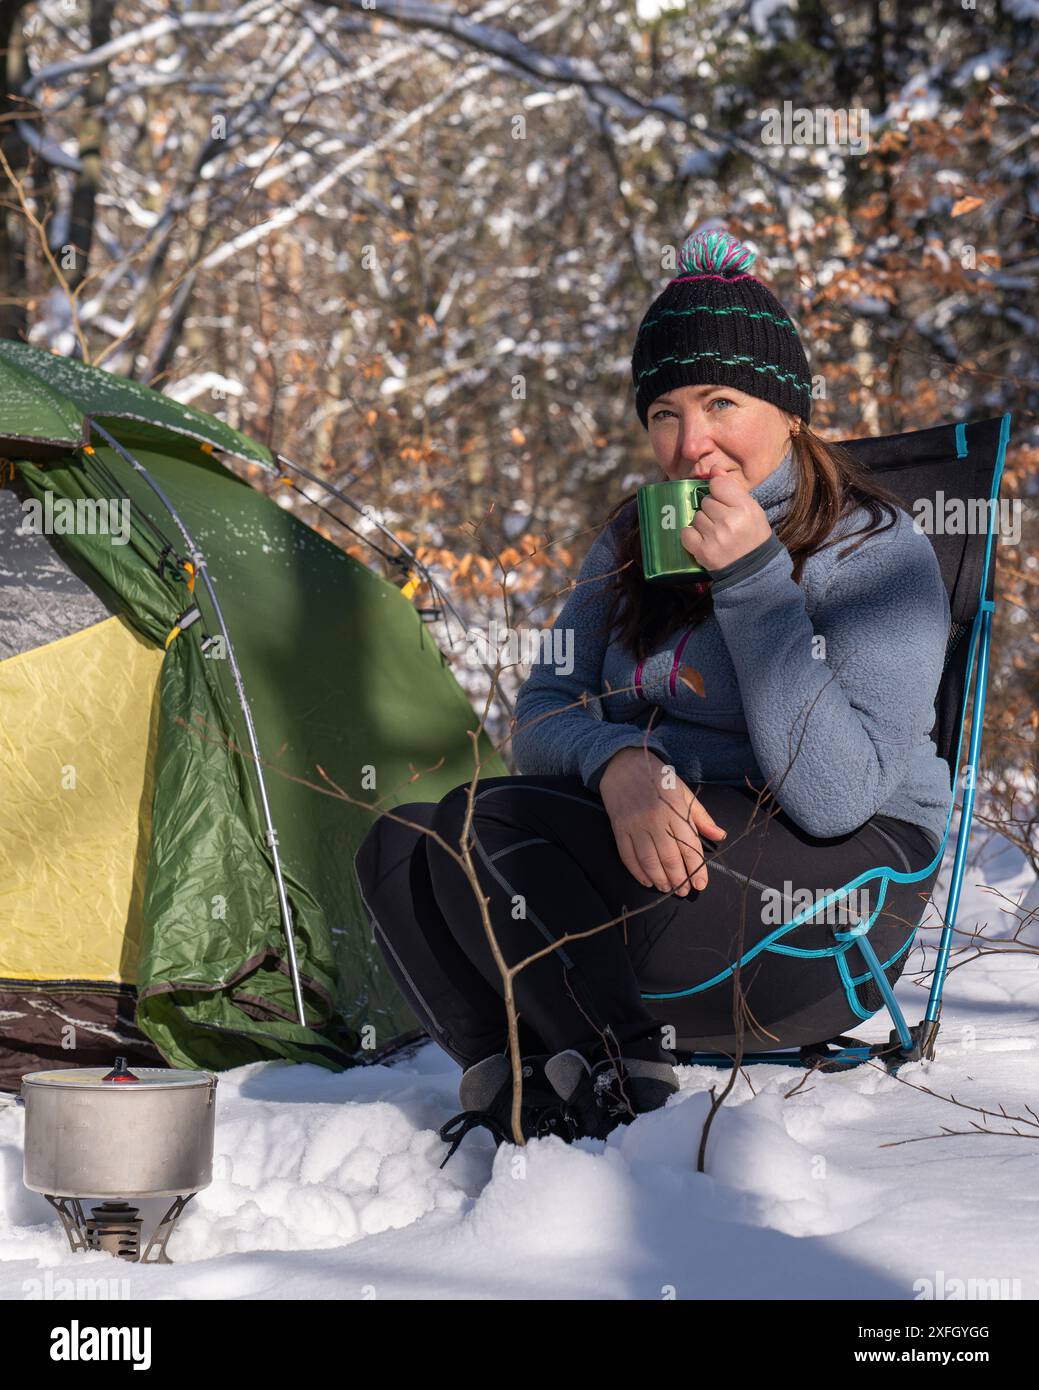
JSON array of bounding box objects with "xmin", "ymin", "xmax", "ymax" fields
[{"xmin": 1, "ymin": 0, "xmax": 1036, "ymax": 870}]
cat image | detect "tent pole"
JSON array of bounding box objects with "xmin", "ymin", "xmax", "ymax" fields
[
  {"xmin": 275, "ymin": 450, "xmax": 451, "ymax": 621},
  {"xmin": 84, "ymin": 421, "xmax": 308, "ymax": 1028}
]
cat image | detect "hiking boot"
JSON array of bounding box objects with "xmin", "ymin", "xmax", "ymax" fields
[
  {"xmin": 437, "ymin": 1052, "xmax": 570, "ymax": 1168},
  {"xmin": 544, "ymin": 1034, "xmax": 680, "ymax": 1142}
]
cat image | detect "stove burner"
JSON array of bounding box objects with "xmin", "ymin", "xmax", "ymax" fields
[{"xmin": 45, "ymin": 1193, "xmax": 197, "ymax": 1263}]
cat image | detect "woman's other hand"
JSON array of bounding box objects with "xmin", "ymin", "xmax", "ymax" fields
[{"xmin": 598, "ymin": 746, "xmax": 727, "ymax": 895}]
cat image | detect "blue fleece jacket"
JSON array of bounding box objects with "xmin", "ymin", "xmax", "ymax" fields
[{"xmin": 512, "ymin": 447, "xmax": 954, "ymax": 850}]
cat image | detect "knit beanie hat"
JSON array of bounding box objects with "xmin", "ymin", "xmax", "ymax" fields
[{"xmin": 631, "ymin": 229, "xmax": 813, "ymax": 431}]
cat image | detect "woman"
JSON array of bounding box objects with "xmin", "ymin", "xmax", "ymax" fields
[{"xmin": 354, "ymin": 229, "xmax": 952, "ymax": 1163}]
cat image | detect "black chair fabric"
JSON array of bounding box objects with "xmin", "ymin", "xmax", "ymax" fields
[{"xmin": 835, "ymin": 416, "xmax": 1007, "ymax": 784}]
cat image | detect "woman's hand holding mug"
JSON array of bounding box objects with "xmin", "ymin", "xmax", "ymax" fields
[
  {"xmin": 598, "ymin": 746, "xmax": 727, "ymax": 895},
  {"xmin": 679, "ymin": 464, "xmax": 772, "ymax": 571}
]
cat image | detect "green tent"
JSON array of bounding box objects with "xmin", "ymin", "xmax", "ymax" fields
[{"xmin": 0, "ymin": 340, "xmax": 507, "ymax": 1090}]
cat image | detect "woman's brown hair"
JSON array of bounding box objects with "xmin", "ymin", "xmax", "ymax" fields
[{"xmin": 601, "ymin": 425, "xmax": 905, "ymax": 662}]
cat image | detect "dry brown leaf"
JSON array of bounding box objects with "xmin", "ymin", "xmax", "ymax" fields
[{"xmin": 677, "ymin": 665, "xmax": 706, "ymax": 697}]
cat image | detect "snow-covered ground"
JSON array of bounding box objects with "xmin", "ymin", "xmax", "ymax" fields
[{"xmin": 2, "ymin": 825, "xmax": 1037, "ymax": 1301}]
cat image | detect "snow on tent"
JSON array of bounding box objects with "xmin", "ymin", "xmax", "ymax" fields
[{"xmin": 0, "ymin": 339, "xmax": 507, "ymax": 1092}]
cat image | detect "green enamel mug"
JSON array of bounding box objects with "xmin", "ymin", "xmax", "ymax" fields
[{"xmin": 637, "ymin": 478, "xmax": 712, "ymax": 582}]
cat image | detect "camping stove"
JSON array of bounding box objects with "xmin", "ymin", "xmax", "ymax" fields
[{"xmin": 21, "ymin": 1058, "xmax": 217, "ymax": 1264}]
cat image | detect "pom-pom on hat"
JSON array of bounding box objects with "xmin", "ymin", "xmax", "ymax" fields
[{"xmin": 631, "ymin": 229, "xmax": 812, "ymax": 430}]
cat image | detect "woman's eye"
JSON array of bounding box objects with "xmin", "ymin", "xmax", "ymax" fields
[{"xmin": 652, "ymin": 399, "xmax": 734, "ymax": 421}]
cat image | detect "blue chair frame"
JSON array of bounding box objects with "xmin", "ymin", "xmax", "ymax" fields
[{"xmin": 675, "ymin": 412, "xmax": 1013, "ymax": 1074}]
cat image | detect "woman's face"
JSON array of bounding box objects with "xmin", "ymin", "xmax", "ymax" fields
[{"xmin": 646, "ymin": 383, "xmax": 799, "ymax": 488}]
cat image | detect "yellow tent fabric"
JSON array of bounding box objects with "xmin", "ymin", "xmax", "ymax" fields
[{"xmin": 0, "ymin": 616, "xmax": 164, "ymax": 983}]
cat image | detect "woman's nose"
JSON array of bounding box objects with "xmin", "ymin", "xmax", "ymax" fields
[{"xmin": 669, "ymin": 424, "xmax": 716, "ymax": 469}]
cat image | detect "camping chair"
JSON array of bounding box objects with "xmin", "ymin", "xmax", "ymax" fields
[{"xmin": 676, "ymin": 412, "xmax": 1013, "ymax": 1075}]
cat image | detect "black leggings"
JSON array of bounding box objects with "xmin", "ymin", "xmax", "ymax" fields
[{"xmin": 353, "ymin": 775, "xmax": 941, "ymax": 1069}]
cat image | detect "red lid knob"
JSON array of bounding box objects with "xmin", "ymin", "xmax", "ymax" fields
[{"xmin": 102, "ymin": 1056, "xmax": 140, "ymax": 1084}]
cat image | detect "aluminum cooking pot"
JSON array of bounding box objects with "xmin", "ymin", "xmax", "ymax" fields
[{"xmin": 22, "ymin": 1063, "xmax": 217, "ymax": 1199}]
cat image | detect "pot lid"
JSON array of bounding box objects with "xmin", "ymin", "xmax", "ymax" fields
[{"xmin": 22, "ymin": 1066, "xmax": 216, "ymax": 1090}]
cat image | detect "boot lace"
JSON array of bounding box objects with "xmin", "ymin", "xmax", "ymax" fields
[{"xmin": 438, "ymin": 1096, "xmax": 571, "ymax": 1168}]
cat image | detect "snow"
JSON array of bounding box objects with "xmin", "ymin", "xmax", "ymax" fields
[
  {"xmin": 165, "ymin": 372, "xmax": 245, "ymax": 404},
  {"xmin": 635, "ymin": 0, "xmax": 685, "ymax": 19},
  {"xmin": 2, "ymin": 825, "xmax": 1036, "ymax": 1300},
  {"xmin": 748, "ymin": 0, "xmax": 796, "ymax": 38},
  {"xmin": 845, "ymin": 295, "xmax": 891, "ymax": 317}
]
